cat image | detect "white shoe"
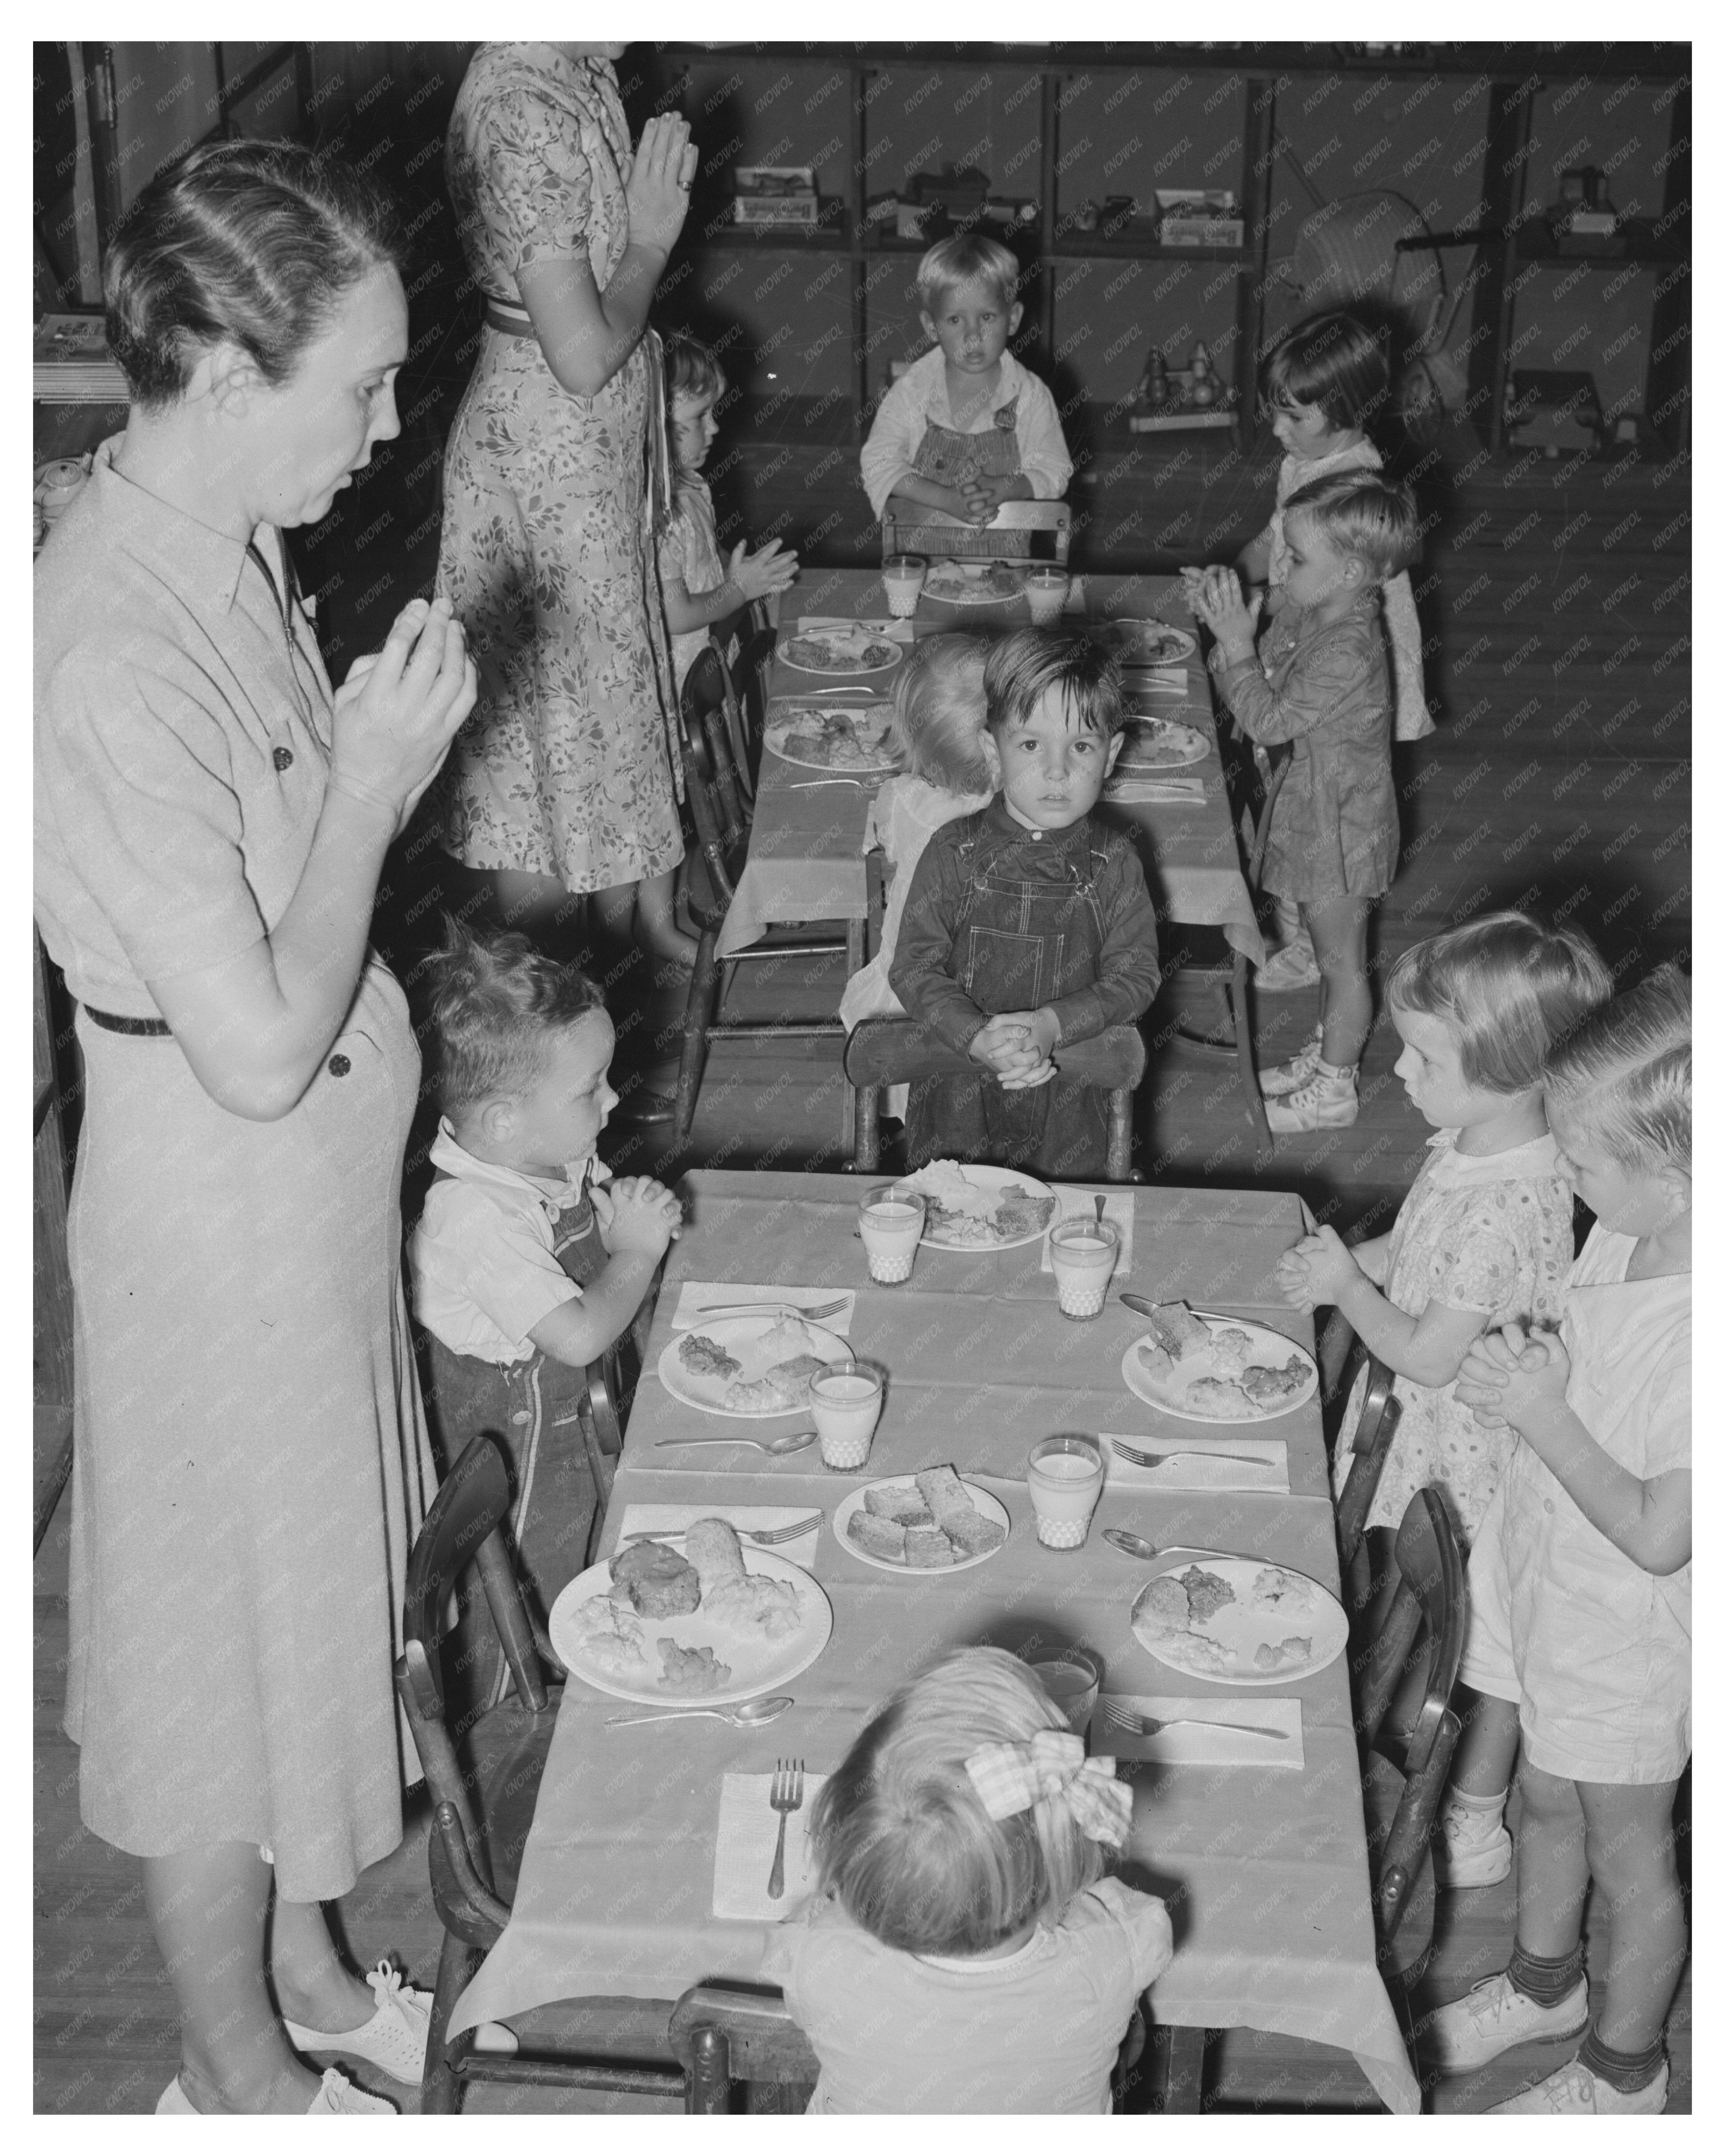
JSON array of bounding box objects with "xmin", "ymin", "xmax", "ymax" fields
[
  {"xmin": 1252, "ymin": 941, "xmax": 1323, "ymax": 992},
  {"xmin": 155, "ymin": 2067, "xmax": 397, "ymax": 2114},
  {"xmin": 1422, "ymin": 1971, "xmax": 1589, "ymax": 2073},
  {"xmin": 284, "ymin": 1960, "xmax": 432, "ymax": 2083},
  {"xmin": 1264, "ymin": 1067, "xmax": 1358, "ymax": 1132},
  {"xmin": 1258, "ymin": 1036, "xmax": 1322, "ymax": 1097},
  {"xmin": 1432, "ymin": 1802, "xmax": 1513, "ymax": 1888},
  {"xmin": 1489, "ymin": 2058, "xmax": 1667, "ymax": 2114}
]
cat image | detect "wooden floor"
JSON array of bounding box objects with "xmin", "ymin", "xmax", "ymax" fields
[{"xmin": 34, "ymin": 422, "xmax": 1690, "ymax": 2114}]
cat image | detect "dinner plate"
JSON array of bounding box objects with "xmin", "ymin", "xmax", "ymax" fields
[
  {"xmin": 660, "ymin": 1312, "xmax": 854, "ymax": 1418},
  {"xmin": 1110, "ymin": 618, "xmax": 1197, "ymax": 664},
  {"xmin": 764, "ymin": 705, "xmax": 900, "ymax": 773},
  {"xmin": 834, "ymin": 1477, "xmax": 1011, "ymax": 1575},
  {"xmin": 1130, "ymin": 1557, "xmax": 1346, "ymax": 1687},
  {"xmin": 781, "ymin": 630, "xmax": 905, "ymax": 675},
  {"xmin": 889, "ymin": 1162, "xmax": 1057, "ymax": 1251},
  {"xmin": 550, "ymin": 1547, "xmax": 833, "ymax": 1707},
  {"xmin": 922, "ymin": 561, "xmax": 1025, "ymax": 604},
  {"xmin": 1112, "ymin": 717, "xmax": 1209, "ymax": 770},
  {"xmin": 1121, "ymin": 1312, "xmax": 1318, "ymax": 1423}
]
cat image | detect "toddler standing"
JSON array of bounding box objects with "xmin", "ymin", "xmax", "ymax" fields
[
  {"xmin": 861, "ymin": 234, "xmax": 1072, "ymax": 532},
  {"xmin": 889, "ymin": 626, "xmax": 1160, "ymax": 1179},
  {"xmin": 658, "ymin": 332, "xmax": 797, "ymax": 695},
  {"xmin": 760, "ymin": 1647, "xmax": 1171, "ymax": 2112},
  {"xmin": 839, "ymin": 633, "xmax": 997, "ymax": 1117},
  {"xmin": 410, "ymin": 919, "xmax": 682, "ymax": 1715},
  {"xmin": 1193, "ymin": 470, "xmax": 1418, "ymax": 1132},
  {"xmin": 1187, "ymin": 311, "xmax": 1431, "ymax": 991},
  {"xmin": 1426, "ymin": 967, "xmax": 1691, "ymax": 2114}
]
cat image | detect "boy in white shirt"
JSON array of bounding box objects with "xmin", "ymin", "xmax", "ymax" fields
[
  {"xmin": 861, "ymin": 235, "xmax": 1072, "ymax": 531},
  {"xmin": 410, "ymin": 920, "xmax": 681, "ymax": 1715}
]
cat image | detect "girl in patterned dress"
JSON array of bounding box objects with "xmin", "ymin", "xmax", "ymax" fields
[{"xmin": 435, "ymin": 44, "xmax": 699, "ymax": 971}]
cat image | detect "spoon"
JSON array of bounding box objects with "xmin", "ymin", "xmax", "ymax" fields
[
  {"xmin": 1094, "ymin": 1193, "xmax": 1107, "ymax": 1224},
  {"xmin": 1118, "ymin": 1293, "xmax": 1170, "ymax": 1320},
  {"xmin": 605, "ymin": 1695, "xmax": 794, "ymax": 1729},
  {"xmin": 1103, "ymin": 1527, "xmax": 1240, "ymax": 1564},
  {"xmin": 654, "ymin": 1428, "xmax": 820, "ymax": 1456}
]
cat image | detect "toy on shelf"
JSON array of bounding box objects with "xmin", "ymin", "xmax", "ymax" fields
[
  {"xmin": 1130, "ymin": 343, "xmax": 1238, "ymax": 432},
  {"xmin": 732, "ymin": 165, "xmax": 820, "ymax": 227}
]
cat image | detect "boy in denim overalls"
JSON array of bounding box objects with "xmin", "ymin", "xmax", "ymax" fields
[
  {"xmin": 890, "ymin": 628, "xmax": 1160, "ymax": 1179},
  {"xmin": 410, "ymin": 920, "xmax": 681, "ymax": 1722},
  {"xmin": 861, "ymin": 234, "xmax": 1073, "ymax": 534}
]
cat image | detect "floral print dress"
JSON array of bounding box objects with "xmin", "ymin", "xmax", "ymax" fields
[
  {"xmin": 436, "ymin": 44, "xmax": 683, "ymax": 891},
  {"xmin": 1332, "ymin": 1129, "xmax": 1575, "ymax": 1543}
]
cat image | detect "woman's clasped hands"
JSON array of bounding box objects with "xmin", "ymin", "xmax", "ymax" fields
[
  {"xmin": 331, "ymin": 594, "xmax": 478, "ymax": 837},
  {"xmin": 625, "ymin": 110, "xmax": 699, "ymax": 256}
]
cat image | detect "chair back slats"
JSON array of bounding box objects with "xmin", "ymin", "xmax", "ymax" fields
[
  {"xmin": 668, "ymin": 1984, "xmax": 821, "ymax": 2113},
  {"xmin": 1334, "ymin": 1354, "xmax": 1403, "ymax": 1572},
  {"xmin": 881, "ymin": 495, "xmax": 1072, "ymax": 564},
  {"xmin": 845, "ymin": 1016, "xmax": 1145, "ymax": 1092},
  {"xmin": 681, "ymin": 646, "xmax": 748, "ymax": 859}
]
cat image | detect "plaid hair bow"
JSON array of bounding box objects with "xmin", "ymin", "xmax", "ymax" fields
[{"xmin": 964, "ymin": 1730, "xmax": 1133, "ymax": 1849}]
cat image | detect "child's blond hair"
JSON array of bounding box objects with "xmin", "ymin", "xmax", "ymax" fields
[
  {"xmin": 1543, "ymin": 962, "xmax": 1691, "ymax": 1174},
  {"xmin": 808, "ymin": 1648, "xmax": 1106, "ymax": 1955},
  {"xmin": 916, "ymin": 233, "xmax": 1019, "ymax": 315},
  {"xmin": 424, "ymin": 915, "xmax": 606, "ymax": 1121},
  {"xmin": 1386, "ymin": 911, "xmax": 1613, "ymax": 1097},
  {"xmin": 887, "ymin": 633, "xmax": 992, "ymax": 793},
  {"xmin": 1284, "ymin": 469, "xmax": 1419, "ymax": 585}
]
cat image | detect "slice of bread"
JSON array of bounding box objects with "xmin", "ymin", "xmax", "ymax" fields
[
  {"xmin": 864, "ymin": 1484, "xmax": 934, "ymax": 1527},
  {"xmin": 846, "ymin": 1511, "xmax": 906, "ymax": 1561},
  {"xmin": 685, "ymin": 1517, "xmax": 748, "ymax": 1593},
  {"xmin": 914, "ymin": 1465, "xmax": 1002, "ymax": 1558},
  {"xmin": 1146, "ymin": 1302, "xmax": 1210, "ymax": 1359},
  {"xmin": 903, "ymin": 1525, "xmax": 956, "ymax": 1568}
]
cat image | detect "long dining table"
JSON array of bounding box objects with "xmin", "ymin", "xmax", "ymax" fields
[
  {"xmin": 446, "ymin": 1169, "xmax": 1421, "ymax": 2113},
  {"xmin": 716, "ymin": 567, "xmax": 1267, "ymax": 968}
]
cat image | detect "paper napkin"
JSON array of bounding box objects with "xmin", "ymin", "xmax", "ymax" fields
[
  {"xmin": 796, "ymin": 615, "xmax": 916, "ymax": 645},
  {"xmin": 1104, "ymin": 1695, "xmax": 1303, "ymax": 1769},
  {"xmin": 713, "ymin": 1770, "xmax": 830, "ymax": 1920},
  {"xmin": 1100, "ymin": 1432, "xmax": 1289, "ymax": 1494},
  {"xmin": 671, "ymin": 1283, "xmax": 857, "ymax": 1336},
  {"xmin": 614, "ymin": 1503, "xmax": 822, "ymax": 1570},
  {"xmin": 1042, "ymin": 1188, "xmax": 1136, "ymax": 1280},
  {"xmin": 1105, "ymin": 775, "xmax": 1207, "ymax": 805}
]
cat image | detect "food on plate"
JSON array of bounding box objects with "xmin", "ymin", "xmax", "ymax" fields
[
  {"xmin": 846, "ymin": 1511, "xmax": 908, "ymax": 1561},
  {"xmin": 1112, "ymin": 619, "xmax": 1193, "ymax": 665},
  {"xmin": 679, "ymin": 1332, "xmax": 744, "ymax": 1383},
  {"xmin": 656, "ymin": 1639, "xmax": 731, "ymax": 1693},
  {"xmin": 1253, "ymin": 1636, "xmax": 1312, "ymax": 1673},
  {"xmin": 564, "ymin": 1593, "xmax": 655, "ymax": 1681},
  {"xmin": 610, "ymin": 1539, "xmax": 702, "ymax": 1619},
  {"xmin": 1252, "ymin": 1567, "xmax": 1319, "ymax": 1614},
  {"xmin": 1177, "ymin": 1565, "xmax": 1237, "ymax": 1626},
  {"xmin": 924, "ymin": 561, "xmax": 1021, "ymax": 601},
  {"xmin": 725, "ymin": 1352, "xmax": 830, "ymax": 1413},
  {"xmin": 756, "ymin": 1314, "xmax": 825, "ymax": 1364},
  {"xmin": 1135, "ymin": 1340, "xmax": 1175, "ymax": 1379},
  {"xmin": 904, "ymin": 1525, "xmax": 957, "ymax": 1568},
  {"xmin": 1240, "ymin": 1356, "xmax": 1309, "ymax": 1408},
  {"xmin": 772, "ymin": 709, "xmax": 895, "ymax": 769},
  {"xmin": 915, "ymin": 1464, "xmax": 1007, "ymax": 1558},
  {"xmin": 783, "ymin": 628, "xmax": 899, "ymax": 672},
  {"xmin": 685, "ymin": 1517, "xmax": 748, "ymax": 1591},
  {"xmin": 1143, "ymin": 1302, "xmax": 1210, "ymax": 1359},
  {"xmin": 864, "ymin": 1485, "xmax": 934, "ymax": 1527},
  {"xmin": 894, "ymin": 1159, "xmax": 1055, "ymax": 1247},
  {"xmin": 1178, "ymin": 1633, "xmax": 1237, "ymax": 1675},
  {"xmin": 1207, "ymin": 1327, "xmax": 1257, "ymax": 1378},
  {"xmin": 1136, "ymin": 1575, "xmax": 1190, "ymax": 1634},
  {"xmin": 1115, "ymin": 718, "xmax": 1202, "ymax": 769},
  {"xmin": 1186, "ymin": 1376, "xmax": 1257, "ymax": 1417}
]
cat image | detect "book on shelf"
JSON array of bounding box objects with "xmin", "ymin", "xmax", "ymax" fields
[{"xmin": 34, "ymin": 313, "xmax": 128, "ymax": 404}]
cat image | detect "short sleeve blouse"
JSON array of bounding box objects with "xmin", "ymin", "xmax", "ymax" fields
[
  {"xmin": 34, "ymin": 445, "xmax": 338, "ymax": 1015},
  {"xmin": 446, "ymin": 44, "xmax": 631, "ymax": 302}
]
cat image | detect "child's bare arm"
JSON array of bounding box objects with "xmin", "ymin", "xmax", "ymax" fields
[
  {"xmin": 661, "ymin": 542, "xmax": 797, "ymax": 634},
  {"xmin": 1456, "ymin": 1326, "xmax": 1692, "ymax": 1574},
  {"xmin": 1276, "ymin": 1226, "xmax": 1489, "ymax": 1385},
  {"xmin": 528, "ymin": 1180, "xmax": 680, "ymax": 1369}
]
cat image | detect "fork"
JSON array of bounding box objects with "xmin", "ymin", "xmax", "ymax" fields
[
  {"xmin": 695, "ymin": 1296, "xmax": 848, "ymax": 1320},
  {"xmin": 789, "ymin": 777, "xmax": 871, "ymax": 788},
  {"xmin": 619, "ymin": 1512, "xmax": 824, "ymax": 1548},
  {"xmin": 1109, "ymin": 1438, "xmax": 1271, "ymax": 1470},
  {"xmin": 1104, "ymin": 1702, "xmax": 1288, "ymax": 1742},
  {"xmin": 767, "ymin": 1759, "xmax": 805, "ymax": 1900}
]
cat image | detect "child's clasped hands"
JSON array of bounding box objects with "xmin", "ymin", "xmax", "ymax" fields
[
  {"xmin": 969, "ymin": 1008, "xmax": 1060, "ymax": 1089},
  {"xmin": 1453, "ymin": 1319, "xmax": 1567, "ymax": 1430},
  {"xmin": 592, "ymin": 1174, "xmax": 684, "ymax": 1255},
  {"xmin": 1185, "ymin": 563, "xmax": 1262, "ymax": 660}
]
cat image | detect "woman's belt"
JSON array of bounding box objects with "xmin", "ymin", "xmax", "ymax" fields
[
  {"xmin": 483, "ymin": 298, "xmax": 537, "ymax": 338},
  {"xmin": 82, "ymin": 1004, "xmax": 172, "ymax": 1037}
]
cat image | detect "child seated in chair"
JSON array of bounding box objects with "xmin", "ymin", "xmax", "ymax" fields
[
  {"xmin": 889, "ymin": 626, "xmax": 1160, "ymax": 1179},
  {"xmin": 861, "ymin": 235, "xmax": 1072, "ymax": 532},
  {"xmin": 410, "ymin": 918, "xmax": 682, "ymax": 1718}
]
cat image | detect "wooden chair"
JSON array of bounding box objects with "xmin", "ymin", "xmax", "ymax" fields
[
  {"xmin": 1334, "ymin": 1350, "xmax": 1404, "ymax": 1612},
  {"xmin": 671, "ymin": 1984, "xmax": 1149, "ymax": 2114},
  {"xmin": 707, "ymin": 599, "xmax": 777, "ymax": 800},
  {"xmin": 673, "ymin": 663, "xmax": 859, "ymax": 1150},
  {"xmin": 845, "ymin": 1016, "xmax": 1147, "ymax": 1183},
  {"xmin": 880, "ymin": 495, "xmax": 1071, "ymax": 565},
  {"xmin": 397, "ymin": 1434, "xmax": 687, "ymax": 2114}
]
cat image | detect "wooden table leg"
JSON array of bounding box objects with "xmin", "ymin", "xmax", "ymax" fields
[{"xmin": 1162, "ymin": 2023, "xmax": 1208, "ymax": 2112}]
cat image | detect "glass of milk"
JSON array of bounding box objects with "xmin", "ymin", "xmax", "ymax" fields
[
  {"xmin": 811, "ymin": 1368, "xmax": 883, "ymax": 1470},
  {"xmin": 1026, "ymin": 1435, "xmax": 1104, "ymax": 1549},
  {"xmin": 860, "ymin": 1188, "xmax": 924, "ymax": 1283},
  {"xmin": 882, "ymin": 554, "xmax": 928, "ymax": 618},
  {"xmin": 1030, "ymin": 1647, "xmax": 1103, "ymax": 1738},
  {"xmin": 1024, "ymin": 565, "xmax": 1072, "ymax": 625},
  {"xmin": 1048, "ymin": 1216, "xmax": 1119, "ymax": 1317}
]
